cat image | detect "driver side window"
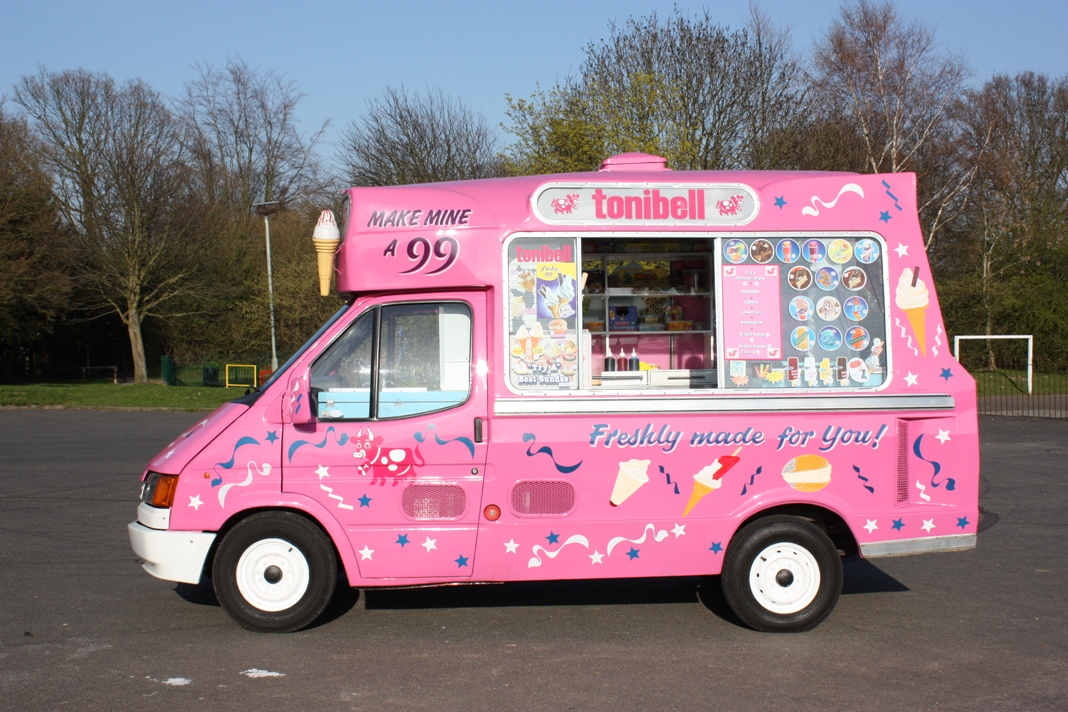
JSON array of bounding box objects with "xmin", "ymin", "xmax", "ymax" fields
[{"xmin": 311, "ymin": 302, "xmax": 472, "ymax": 420}]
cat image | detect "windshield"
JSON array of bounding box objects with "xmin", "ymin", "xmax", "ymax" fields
[{"xmin": 231, "ymin": 303, "xmax": 352, "ymax": 405}]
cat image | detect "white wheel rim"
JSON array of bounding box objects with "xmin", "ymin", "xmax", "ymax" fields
[
  {"xmin": 235, "ymin": 538, "xmax": 310, "ymax": 612},
  {"xmin": 748, "ymin": 542, "xmax": 821, "ymax": 615}
]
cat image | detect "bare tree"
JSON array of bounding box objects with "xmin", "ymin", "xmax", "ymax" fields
[
  {"xmin": 178, "ymin": 58, "xmax": 329, "ymax": 214},
  {"xmin": 812, "ymin": 0, "xmax": 976, "ymax": 249},
  {"xmin": 339, "ymin": 85, "xmax": 502, "ymax": 186},
  {"xmin": 15, "ymin": 68, "xmax": 209, "ymax": 383},
  {"xmin": 0, "ymin": 102, "xmax": 72, "ymax": 375}
]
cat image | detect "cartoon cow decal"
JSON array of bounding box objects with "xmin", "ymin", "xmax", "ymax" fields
[{"xmin": 352, "ymin": 427, "xmax": 425, "ymax": 486}]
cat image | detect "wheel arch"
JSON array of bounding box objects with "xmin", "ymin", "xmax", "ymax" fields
[
  {"xmin": 202, "ymin": 502, "xmax": 361, "ymax": 586},
  {"xmin": 733, "ymin": 503, "xmax": 858, "ymax": 558}
]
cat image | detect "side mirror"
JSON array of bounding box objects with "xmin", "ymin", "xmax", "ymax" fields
[{"xmin": 288, "ymin": 369, "xmax": 315, "ymax": 425}]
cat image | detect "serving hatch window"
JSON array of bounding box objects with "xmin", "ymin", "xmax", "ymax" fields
[{"xmin": 718, "ymin": 236, "xmax": 889, "ymax": 389}]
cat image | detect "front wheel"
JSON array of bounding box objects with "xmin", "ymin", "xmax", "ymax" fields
[
  {"xmin": 212, "ymin": 512, "xmax": 337, "ymax": 633},
  {"xmin": 721, "ymin": 515, "xmax": 842, "ymax": 632}
]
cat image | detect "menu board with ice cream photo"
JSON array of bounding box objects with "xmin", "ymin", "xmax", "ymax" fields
[
  {"xmin": 720, "ymin": 236, "xmax": 888, "ymax": 390},
  {"xmin": 507, "ymin": 237, "xmax": 580, "ymax": 389}
]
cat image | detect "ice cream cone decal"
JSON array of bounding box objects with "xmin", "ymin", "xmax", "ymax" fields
[
  {"xmin": 610, "ymin": 459, "xmax": 651, "ymax": 506},
  {"xmin": 682, "ymin": 447, "xmax": 742, "ymax": 517},
  {"xmin": 312, "ymin": 210, "xmax": 340, "ymax": 296},
  {"xmin": 895, "ymin": 266, "xmax": 930, "ymax": 356}
]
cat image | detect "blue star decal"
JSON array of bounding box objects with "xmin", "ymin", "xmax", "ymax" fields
[
  {"xmin": 940, "ymin": 367, "xmax": 954, "ymax": 382},
  {"xmin": 265, "ymin": 430, "xmax": 279, "ymax": 443},
  {"xmin": 455, "ymin": 554, "xmax": 469, "ymax": 568},
  {"xmin": 774, "ymin": 196, "xmax": 786, "ymax": 209},
  {"xmin": 626, "ymin": 547, "xmax": 640, "ymax": 560},
  {"xmin": 879, "ymin": 211, "xmax": 892, "ymax": 223},
  {"xmin": 956, "ymin": 517, "xmax": 970, "ymax": 529},
  {"xmin": 546, "ymin": 531, "xmax": 560, "ymax": 545},
  {"xmin": 396, "ymin": 534, "xmax": 410, "ymax": 547},
  {"xmin": 358, "ymin": 494, "xmax": 372, "ymax": 507},
  {"xmin": 892, "ymin": 518, "xmax": 905, "ymax": 531},
  {"xmin": 709, "ymin": 542, "xmax": 723, "ymax": 554}
]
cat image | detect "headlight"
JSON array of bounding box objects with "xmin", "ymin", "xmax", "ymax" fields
[{"xmin": 141, "ymin": 472, "xmax": 179, "ymax": 508}]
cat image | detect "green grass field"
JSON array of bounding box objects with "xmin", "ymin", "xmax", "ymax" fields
[{"xmin": 0, "ymin": 382, "xmax": 240, "ymax": 411}]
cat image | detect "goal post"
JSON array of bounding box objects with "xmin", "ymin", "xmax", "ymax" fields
[{"xmin": 954, "ymin": 335, "xmax": 1033, "ymax": 395}]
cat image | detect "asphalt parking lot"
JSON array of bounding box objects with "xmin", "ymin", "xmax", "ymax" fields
[{"xmin": 0, "ymin": 409, "xmax": 1065, "ymax": 711}]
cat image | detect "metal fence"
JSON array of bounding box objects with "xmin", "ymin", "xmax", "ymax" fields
[
  {"xmin": 955, "ymin": 338, "xmax": 1067, "ymax": 418},
  {"xmin": 160, "ymin": 355, "xmax": 275, "ymax": 389}
]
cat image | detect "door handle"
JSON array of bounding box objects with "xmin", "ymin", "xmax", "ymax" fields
[{"xmin": 474, "ymin": 417, "xmax": 483, "ymax": 443}]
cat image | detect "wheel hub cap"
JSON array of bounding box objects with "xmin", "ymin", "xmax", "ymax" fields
[{"xmin": 749, "ymin": 542, "xmax": 821, "ymax": 614}]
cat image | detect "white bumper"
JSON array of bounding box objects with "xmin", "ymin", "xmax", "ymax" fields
[{"xmin": 128, "ymin": 521, "xmax": 216, "ymax": 584}]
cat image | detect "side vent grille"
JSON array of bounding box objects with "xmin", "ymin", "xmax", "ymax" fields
[
  {"xmin": 402, "ymin": 484, "xmax": 466, "ymax": 520},
  {"xmin": 896, "ymin": 420, "xmax": 909, "ymax": 504},
  {"xmin": 511, "ymin": 480, "xmax": 576, "ymax": 517}
]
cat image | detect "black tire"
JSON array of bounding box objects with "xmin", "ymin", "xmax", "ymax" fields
[
  {"xmin": 212, "ymin": 512, "xmax": 337, "ymax": 633},
  {"xmin": 721, "ymin": 515, "xmax": 842, "ymax": 632}
]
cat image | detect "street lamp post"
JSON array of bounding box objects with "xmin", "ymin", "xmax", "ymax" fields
[{"xmin": 253, "ymin": 200, "xmax": 281, "ymax": 371}]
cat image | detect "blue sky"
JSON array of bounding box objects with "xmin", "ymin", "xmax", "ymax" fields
[{"xmin": 4, "ymin": 0, "xmax": 1066, "ymax": 159}]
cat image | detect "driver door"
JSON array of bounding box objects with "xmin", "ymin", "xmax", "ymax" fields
[{"xmin": 282, "ymin": 293, "xmax": 488, "ymax": 580}]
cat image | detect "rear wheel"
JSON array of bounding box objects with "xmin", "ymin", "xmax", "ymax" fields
[
  {"xmin": 721, "ymin": 515, "xmax": 842, "ymax": 632},
  {"xmin": 213, "ymin": 512, "xmax": 337, "ymax": 633}
]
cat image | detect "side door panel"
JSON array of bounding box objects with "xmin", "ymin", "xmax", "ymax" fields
[{"xmin": 281, "ymin": 293, "xmax": 488, "ymax": 580}]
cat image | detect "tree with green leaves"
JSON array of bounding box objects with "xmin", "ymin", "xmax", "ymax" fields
[{"xmin": 503, "ymin": 6, "xmax": 810, "ymax": 174}]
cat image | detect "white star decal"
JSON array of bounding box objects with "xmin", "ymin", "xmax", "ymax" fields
[
  {"xmin": 358, "ymin": 545, "xmax": 374, "ymax": 560},
  {"xmin": 315, "ymin": 464, "xmax": 330, "ymax": 479},
  {"xmin": 188, "ymin": 495, "xmax": 203, "ymax": 511},
  {"xmin": 921, "ymin": 519, "xmax": 936, "ymax": 533},
  {"xmin": 864, "ymin": 519, "xmax": 878, "ymax": 533},
  {"xmin": 503, "ymin": 539, "xmax": 519, "ymax": 554},
  {"xmin": 935, "ymin": 429, "xmax": 951, "ymax": 444},
  {"xmin": 163, "ymin": 449, "xmax": 176, "ymax": 460},
  {"xmin": 895, "ymin": 243, "xmax": 909, "ymax": 257},
  {"xmin": 905, "ymin": 372, "xmax": 919, "ymax": 387},
  {"xmin": 671, "ymin": 523, "xmax": 686, "ymax": 538},
  {"xmin": 422, "ymin": 537, "xmax": 437, "ymax": 552},
  {"xmin": 589, "ymin": 551, "xmax": 604, "ymax": 564}
]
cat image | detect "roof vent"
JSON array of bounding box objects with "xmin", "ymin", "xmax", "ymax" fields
[{"xmin": 599, "ymin": 152, "xmax": 669, "ymax": 172}]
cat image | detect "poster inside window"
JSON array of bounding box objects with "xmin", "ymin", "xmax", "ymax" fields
[
  {"xmin": 507, "ymin": 237, "xmax": 580, "ymax": 390},
  {"xmin": 719, "ymin": 236, "xmax": 888, "ymax": 389}
]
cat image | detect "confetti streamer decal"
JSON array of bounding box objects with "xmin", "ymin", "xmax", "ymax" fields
[
  {"xmin": 212, "ymin": 436, "xmax": 260, "ymax": 486},
  {"xmin": 287, "ymin": 426, "xmax": 350, "ymax": 462},
  {"xmin": 218, "ymin": 461, "xmax": 272, "ymax": 507},
  {"xmin": 915, "ymin": 480, "xmax": 931, "ymax": 502},
  {"xmin": 854, "ymin": 464, "xmax": 875, "ymax": 493},
  {"xmin": 318, "ymin": 483, "xmax": 354, "ymax": 511},
  {"xmin": 606, "ymin": 523, "xmax": 669, "ymax": 556},
  {"xmin": 932, "ymin": 323, "xmax": 944, "ymax": 357},
  {"xmin": 739, "ymin": 466, "xmax": 763, "ymax": 496},
  {"xmin": 413, "ymin": 424, "xmax": 475, "ymax": 459},
  {"xmin": 801, "ymin": 183, "xmax": 864, "ymax": 216},
  {"xmin": 914, "ymin": 434, "xmax": 955, "ymax": 491},
  {"xmin": 882, "ymin": 180, "xmax": 904, "ymax": 211},
  {"xmin": 659, "ymin": 465, "xmax": 681, "ymax": 494},
  {"xmin": 522, "ymin": 433, "xmax": 583, "ymax": 474},
  {"xmin": 894, "ymin": 317, "xmax": 921, "ymax": 356},
  {"xmin": 528, "ymin": 534, "xmax": 590, "ymax": 568}
]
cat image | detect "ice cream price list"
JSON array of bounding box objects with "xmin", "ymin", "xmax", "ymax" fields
[{"xmin": 720, "ymin": 237, "xmax": 887, "ymax": 390}]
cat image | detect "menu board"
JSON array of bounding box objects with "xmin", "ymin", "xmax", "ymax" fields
[
  {"xmin": 721, "ymin": 237, "xmax": 887, "ymax": 389},
  {"xmin": 507, "ymin": 237, "xmax": 580, "ymax": 390}
]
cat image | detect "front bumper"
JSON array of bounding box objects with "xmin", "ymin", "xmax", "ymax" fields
[{"xmin": 128, "ymin": 521, "xmax": 216, "ymax": 584}]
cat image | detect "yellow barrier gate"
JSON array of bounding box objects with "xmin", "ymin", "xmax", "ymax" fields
[{"xmin": 225, "ymin": 364, "xmax": 258, "ymax": 389}]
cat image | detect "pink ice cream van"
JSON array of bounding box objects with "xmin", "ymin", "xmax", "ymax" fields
[{"xmin": 129, "ymin": 153, "xmax": 978, "ymax": 633}]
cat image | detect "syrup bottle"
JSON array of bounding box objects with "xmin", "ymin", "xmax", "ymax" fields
[
  {"xmin": 628, "ymin": 348, "xmax": 640, "ymax": 371},
  {"xmin": 617, "ymin": 346, "xmax": 629, "ymax": 372}
]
